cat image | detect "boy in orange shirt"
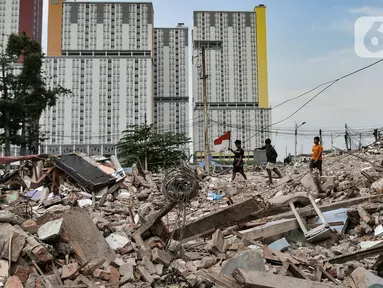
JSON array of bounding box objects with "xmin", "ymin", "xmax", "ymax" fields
[{"xmin": 310, "ymin": 136, "xmax": 323, "ymax": 176}]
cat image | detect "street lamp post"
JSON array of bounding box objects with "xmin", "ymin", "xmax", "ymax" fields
[{"xmin": 295, "ymin": 121, "xmax": 306, "ymax": 163}]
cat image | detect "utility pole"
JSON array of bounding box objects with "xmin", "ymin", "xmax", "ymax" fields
[
  {"xmin": 319, "ymin": 129, "xmax": 322, "ymax": 145},
  {"xmin": 295, "ymin": 121, "xmax": 306, "ymax": 163},
  {"xmin": 360, "ymin": 133, "xmax": 363, "ymax": 150},
  {"xmin": 295, "ymin": 123, "xmax": 297, "ymax": 163},
  {"xmin": 374, "ymin": 129, "xmax": 378, "ymax": 142},
  {"xmin": 144, "ymin": 113, "xmax": 148, "ymax": 171},
  {"xmin": 194, "ymin": 40, "xmax": 222, "ymax": 173},
  {"xmin": 1, "ymin": 49, "xmax": 11, "ymax": 171},
  {"xmin": 201, "ymin": 46, "xmax": 210, "ymax": 173},
  {"xmin": 345, "ymin": 124, "xmax": 349, "ymax": 151}
]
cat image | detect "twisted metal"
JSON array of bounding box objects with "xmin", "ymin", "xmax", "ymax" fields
[{"xmin": 162, "ymin": 165, "xmax": 199, "ymax": 204}]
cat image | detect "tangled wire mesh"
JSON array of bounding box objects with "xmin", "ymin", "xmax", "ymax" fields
[{"xmin": 162, "ymin": 165, "xmax": 199, "ymax": 204}]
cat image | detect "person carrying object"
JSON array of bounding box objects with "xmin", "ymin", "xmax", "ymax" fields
[{"xmin": 256, "ymin": 138, "xmax": 282, "ymax": 184}]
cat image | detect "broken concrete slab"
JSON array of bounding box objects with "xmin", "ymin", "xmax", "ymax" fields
[
  {"xmin": 269, "ymin": 192, "xmax": 311, "ymax": 207},
  {"xmin": 142, "ymin": 257, "xmax": 156, "ymax": 275},
  {"xmin": 211, "ymin": 229, "xmax": 227, "ymax": 253},
  {"xmin": 42, "ymin": 196, "xmax": 62, "ymax": 208},
  {"xmin": 62, "ymin": 263, "xmax": 80, "ymax": 279},
  {"xmin": 351, "ymin": 267, "xmax": 383, "ymax": 288},
  {"xmin": 13, "ymin": 266, "xmax": 29, "ymax": 284},
  {"xmin": 0, "ymin": 260, "xmax": 9, "ymax": 283},
  {"xmin": 105, "ymin": 232, "xmax": 130, "ymax": 250},
  {"xmin": 232, "ymin": 268, "xmax": 335, "ymax": 288},
  {"xmin": 21, "ymin": 220, "xmax": 37, "ymax": 234},
  {"xmin": 119, "ymin": 263, "xmax": 134, "ymax": 279},
  {"xmin": 301, "ymin": 173, "xmax": 319, "ymax": 193},
  {"xmin": 240, "ymin": 218, "xmax": 299, "ymax": 241},
  {"xmin": 151, "ymin": 248, "xmax": 172, "ymax": 266},
  {"xmin": 220, "ymin": 250, "xmax": 266, "ymax": 279},
  {"xmin": 0, "ymin": 223, "xmax": 27, "ymax": 262},
  {"xmin": 372, "ymin": 177, "xmax": 383, "ymax": 193},
  {"xmin": 25, "ymin": 274, "xmax": 38, "ymax": 288},
  {"xmin": 37, "ymin": 218, "xmax": 63, "ymax": 242},
  {"xmin": 4, "ymin": 276, "xmax": 23, "ymax": 288},
  {"xmin": 172, "ymin": 197, "xmax": 262, "ymax": 241},
  {"xmin": 137, "ymin": 266, "xmax": 154, "ymax": 284},
  {"xmin": 154, "ymin": 264, "xmax": 164, "ymax": 276},
  {"xmin": 62, "ymin": 208, "xmax": 115, "ymax": 264},
  {"xmin": 277, "ymin": 175, "xmax": 292, "ymax": 186},
  {"xmin": 0, "ymin": 210, "xmax": 24, "ymax": 225}
]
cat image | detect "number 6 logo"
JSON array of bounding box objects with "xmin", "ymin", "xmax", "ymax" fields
[
  {"xmin": 51, "ymin": 0, "xmax": 60, "ymax": 4},
  {"xmin": 355, "ymin": 16, "xmax": 383, "ymax": 58}
]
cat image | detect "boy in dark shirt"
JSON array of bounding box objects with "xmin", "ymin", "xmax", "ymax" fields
[
  {"xmin": 228, "ymin": 140, "xmax": 247, "ymax": 181},
  {"xmin": 256, "ymin": 138, "xmax": 282, "ymax": 184}
]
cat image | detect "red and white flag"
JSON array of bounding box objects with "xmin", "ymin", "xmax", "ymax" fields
[{"xmin": 214, "ymin": 131, "xmax": 231, "ymax": 152}]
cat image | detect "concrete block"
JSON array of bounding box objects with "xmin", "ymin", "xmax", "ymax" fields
[
  {"xmin": 0, "ymin": 260, "xmax": 9, "ymax": 283},
  {"xmin": 220, "ymin": 250, "xmax": 266, "ymax": 279},
  {"xmin": 137, "ymin": 266, "xmax": 154, "ymax": 284},
  {"xmin": 37, "ymin": 218, "xmax": 63, "ymax": 242},
  {"xmin": 4, "ymin": 276, "xmax": 23, "ymax": 288},
  {"xmin": 105, "ymin": 232, "xmax": 130, "ymax": 250},
  {"xmin": 151, "ymin": 248, "xmax": 172, "ymax": 266},
  {"xmin": 21, "ymin": 220, "xmax": 38, "ymax": 234}
]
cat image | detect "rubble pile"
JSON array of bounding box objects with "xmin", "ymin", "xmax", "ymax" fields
[{"xmin": 0, "ymin": 142, "xmax": 383, "ymax": 287}]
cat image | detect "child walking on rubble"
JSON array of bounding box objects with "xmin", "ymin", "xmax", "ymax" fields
[{"xmin": 228, "ymin": 140, "xmax": 247, "ymax": 182}]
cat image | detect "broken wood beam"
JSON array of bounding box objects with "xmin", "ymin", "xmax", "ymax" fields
[
  {"xmin": 285, "ymin": 259, "xmax": 310, "ymax": 280},
  {"xmin": 232, "ymin": 268, "xmax": 337, "ymax": 288},
  {"xmin": 327, "ymin": 243, "xmax": 383, "ymax": 264},
  {"xmin": 172, "ymin": 197, "xmax": 262, "ymax": 241},
  {"xmin": 357, "ymin": 205, "xmax": 374, "ymax": 226},
  {"xmin": 239, "ymin": 218, "xmax": 299, "ymax": 241},
  {"xmin": 134, "ymin": 201, "xmax": 175, "ymax": 248},
  {"xmin": 98, "ymin": 183, "xmax": 123, "ymax": 207},
  {"xmin": 198, "ymin": 270, "xmax": 240, "ymax": 288}
]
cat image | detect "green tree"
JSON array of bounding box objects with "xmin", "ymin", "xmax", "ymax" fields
[
  {"xmin": 117, "ymin": 124, "xmax": 191, "ymax": 172},
  {"xmin": 0, "ymin": 32, "xmax": 72, "ymax": 156}
]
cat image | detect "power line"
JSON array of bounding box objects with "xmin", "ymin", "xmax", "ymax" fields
[{"xmin": 244, "ymin": 58, "xmax": 383, "ymax": 143}]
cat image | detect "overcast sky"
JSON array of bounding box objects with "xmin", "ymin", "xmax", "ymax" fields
[{"xmin": 41, "ymin": 0, "xmax": 383, "ymax": 158}]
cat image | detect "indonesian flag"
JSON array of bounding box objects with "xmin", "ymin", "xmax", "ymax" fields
[{"xmin": 214, "ymin": 131, "xmax": 231, "ymax": 152}]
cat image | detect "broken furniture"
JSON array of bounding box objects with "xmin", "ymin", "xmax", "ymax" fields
[
  {"xmin": 52, "ymin": 153, "xmax": 116, "ymax": 192},
  {"xmin": 289, "ymin": 192, "xmax": 335, "ymax": 243}
]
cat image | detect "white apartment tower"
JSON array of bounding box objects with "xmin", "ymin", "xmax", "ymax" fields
[
  {"xmin": 42, "ymin": 1, "xmax": 154, "ymax": 155},
  {"xmin": 153, "ymin": 25, "xmax": 189, "ymax": 134},
  {"xmin": 192, "ymin": 8, "xmax": 271, "ymax": 155}
]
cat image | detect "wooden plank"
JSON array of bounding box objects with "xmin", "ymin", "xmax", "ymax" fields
[
  {"xmin": 316, "ymin": 265, "xmax": 340, "ymax": 285},
  {"xmin": 198, "ymin": 270, "xmax": 241, "ymax": 288},
  {"xmin": 134, "ymin": 202, "xmax": 175, "ymax": 247},
  {"xmin": 239, "ymin": 218, "xmax": 300, "ymax": 241},
  {"xmin": 232, "ymin": 268, "xmax": 338, "ymax": 288},
  {"xmin": 327, "ymin": 243, "xmax": 383, "ymax": 264},
  {"xmin": 286, "ymin": 259, "xmax": 310, "ymax": 280},
  {"xmin": 172, "ymin": 197, "xmax": 262, "ymax": 240}
]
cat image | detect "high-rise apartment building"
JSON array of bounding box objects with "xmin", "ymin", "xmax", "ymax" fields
[
  {"xmin": 153, "ymin": 25, "xmax": 189, "ymax": 134},
  {"xmin": 0, "ymin": 0, "xmax": 43, "ymax": 44},
  {"xmin": 41, "ymin": 1, "xmax": 154, "ymax": 155},
  {"xmin": 192, "ymin": 6, "xmax": 271, "ymax": 156}
]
